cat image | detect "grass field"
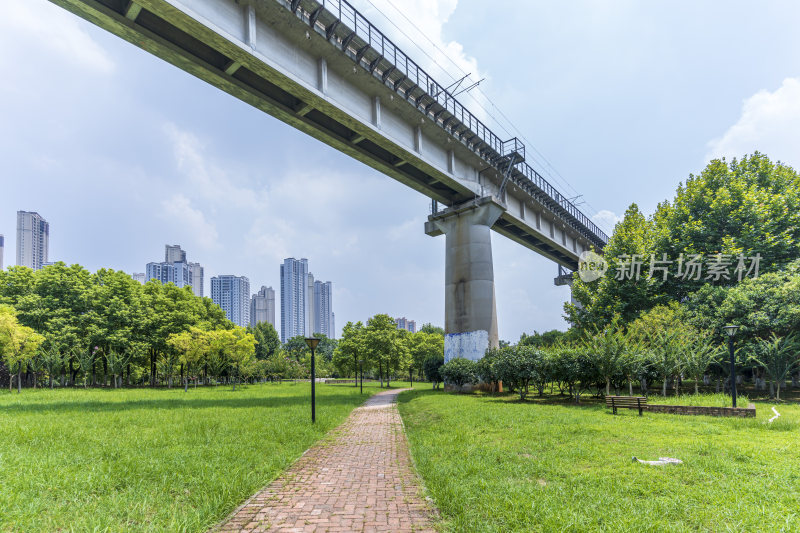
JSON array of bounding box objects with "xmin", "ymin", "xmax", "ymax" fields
[
  {"xmin": 399, "ymin": 390, "xmax": 800, "ymax": 532},
  {"xmin": 0, "ymin": 382, "xmax": 396, "ymax": 532}
]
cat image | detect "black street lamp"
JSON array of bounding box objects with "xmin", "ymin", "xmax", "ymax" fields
[
  {"xmin": 305, "ymin": 337, "xmax": 320, "ymax": 423},
  {"xmin": 359, "ymin": 359, "xmax": 364, "ymax": 394},
  {"xmin": 722, "ymin": 325, "xmax": 739, "ymax": 408}
]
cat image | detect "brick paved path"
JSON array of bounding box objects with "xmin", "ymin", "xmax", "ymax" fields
[{"xmin": 214, "ymin": 388, "xmax": 437, "ymax": 532}]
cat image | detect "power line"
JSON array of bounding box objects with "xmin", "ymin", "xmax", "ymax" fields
[{"xmin": 359, "ymin": 0, "xmax": 612, "ymax": 234}]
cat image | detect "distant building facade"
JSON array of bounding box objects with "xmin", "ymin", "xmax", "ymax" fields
[
  {"xmin": 280, "ymin": 258, "xmax": 308, "ymax": 342},
  {"xmin": 211, "ymin": 275, "xmax": 250, "ymax": 327},
  {"xmin": 314, "ymin": 280, "xmax": 335, "ymax": 338},
  {"xmin": 188, "ymin": 262, "xmax": 204, "ymax": 297},
  {"xmin": 250, "ymin": 286, "xmax": 276, "ymax": 328},
  {"xmin": 0, "ymin": 234, "xmax": 4, "ymax": 271},
  {"xmin": 146, "ymin": 261, "xmax": 190, "ymax": 287},
  {"xmin": 395, "ymin": 317, "xmax": 416, "ymax": 334},
  {"xmin": 16, "ymin": 211, "xmax": 49, "ymax": 270},
  {"xmin": 131, "ymin": 272, "xmax": 146, "ymax": 284},
  {"xmin": 145, "ymin": 245, "xmax": 203, "ymax": 296},
  {"xmin": 165, "ymin": 244, "xmax": 186, "ymax": 263},
  {"xmin": 306, "ymin": 272, "xmax": 316, "ymax": 336}
]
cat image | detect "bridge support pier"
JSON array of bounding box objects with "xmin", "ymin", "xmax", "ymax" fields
[{"xmin": 425, "ymin": 196, "xmax": 505, "ymax": 362}]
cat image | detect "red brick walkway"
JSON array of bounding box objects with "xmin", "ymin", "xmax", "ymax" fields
[{"xmin": 214, "ymin": 388, "xmax": 437, "ymax": 532}]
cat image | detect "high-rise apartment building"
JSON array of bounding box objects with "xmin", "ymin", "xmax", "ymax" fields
[
  {"xmin": 188, "ymin": 262, "xmax": 204, "ymax": 297},
  {"xmin": 165, "ymin": 244, "xmax": 187, "ymax": 263},
  {"xmin": 280, "ymin": 258, "xmax": 308, "ymax": 342},
  {"xmin": 250, "ymin": 286, "xmax": 276, "ymax": 328},
  {"xmin": 131, "ymin": 272, "xmax": 146, "ymax": 284},
  {"xmin": 306, "ymin": 272, "xmax": 316, "ymax": 336},
  {"xmin": 314, "ymin": 280, "xmax": 335, "ymax": 338},
  {"xmin": 395, "ymin": 317, "xmax": 417, "ymax": 333},
  {"xmin": 145, "ymin": 245, "xmax": 203, "ymax": 296},
  {"xmin": 211, "ymin": 275, "xmax": 250, "ymax": 327},
  {"xmin": 16, "ymin": 211, "xmax": 49, "ymax": 270},
  {"xmin": 0, "ymin": 234, "xmax": 4, "ymax": 271},
  {"xmin": 146, "ymin": 261, "xmax": 190, "ymax": 287}
]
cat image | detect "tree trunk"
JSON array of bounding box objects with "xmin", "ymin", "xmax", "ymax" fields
[
  {"xmin": 17, "ymin": 363, "xmax": 22, "ymax": 393},
  {"xmin": 695, "ymin": 381, "xmax": 699, "ymax": 394},
  {"xmin": 605, "ymin": 377, "xmax": 610, "ymax": 397},
  {"xmin": 379, "ymin": 363, "xmax": 383, "ymax": 388},
  {"xmin": 662, "ymin": 378, "xmax": 667, "ymax": 397},
  {"xmin": 769, "ymin": 380, "xmax": 775, "ymax": 399},
  {"xmin": 776, "ymin": 382, "xmax": 781, "ymax": 401}
]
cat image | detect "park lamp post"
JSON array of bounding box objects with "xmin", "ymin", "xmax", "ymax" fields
[
  {"xmin": 359, "ymin": 359, "xmax": 364, "ymax": 394},
  {"xmin": 305, "ymin": 337, "xmax": 320, "ymax": 423},
  {"xmin": 723, "ymin": 325, "xmax": 739, "ymax": 408}
]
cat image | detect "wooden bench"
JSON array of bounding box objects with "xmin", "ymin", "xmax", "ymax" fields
[{"xmin": 606, "ymin": 395, "xmax": 647, "ymax": 416}]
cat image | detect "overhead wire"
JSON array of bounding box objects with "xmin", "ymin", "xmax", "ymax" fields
[{"xmin": 358, "ymin": 0, "xmax": 613, "ymax": 234}]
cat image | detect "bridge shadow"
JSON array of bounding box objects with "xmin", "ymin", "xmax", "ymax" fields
[{"xmin": 1, "ymin": 389, "xmax": 362, "ymax": 415}]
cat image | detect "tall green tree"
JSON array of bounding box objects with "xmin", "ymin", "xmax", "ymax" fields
[
  {"xmin": 751, "ymin": 334, "xmax": 799, "ymax": 400},
  {"xmin": 0, "ymin": 306, "xmax": 44, "ymax": 392},
  {"xmin": 249, "ymin": 321, "xmax": 280, "ymax": 360}
]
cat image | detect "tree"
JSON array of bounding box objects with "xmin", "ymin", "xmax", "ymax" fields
[
  {"xmin": 37, "ymin": 344, "xmax": 65, "ymax": 389},
  {"xmin": 106, "ymin": 349, "xmax": 133, "ymax": 389},
  {"xmin": 567, "ymin": 154, "xmax": 800, "ymax": 336},
  {"xmin": 283, "ymin": 336, "xmax": 310, "ymax": 361},
  {"xmin": 249, "ymin": 321, "xmax": 280, "ymax": 360},
  {"xmin": 364, "ymin": 314, "xmax": 409, "ymax": 387},
  {"xmin": 419, "ymin": 323, "xmax": 445, "ymax": 336},
  {"xmin": 492, "ymin": 346, "xmax": 542, "ymax": 401},
  {"xmin": 584, "ymin": 318, "xmax": 630, "ymax": 396},
  {"xmin": 519, "ymin": 330, "xmax": 569, "ymax": 348},
  {"xmin": 333, "ymin": 321, "xmax": 365, "ymax": 381},
  {"xmin": 0, "ymin": 306, "xmax": 44, "ymax": 392},
  {"xmin": 224, "ymin": 327, "xmax": 256, "ymax": 391},
  {"xmin": 407, "ymin": 331, "xmax": 444, "ymax": 381},
  {"xmin": 679, "ymin": 334, "xmax": 721, "ymax": 394},
  {"xmin": 440, "ymin": 357, "xmax": 476, "ymax": 389},
  {"xmin": 751, "ymin": 334, "xmax": 799, "ymax": 400},
  {"xmin": 168, "ymin": 327, "xmax": 211, "ymax": 392},
  {"xmin": 423, "ymin": 354, "xmax": 444, "ymax": 389}
]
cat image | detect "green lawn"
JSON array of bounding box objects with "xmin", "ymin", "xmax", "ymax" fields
[
  {"xmin": 398, "ymin": 390, "xmax": 800, "ymax": 532},
  {"xmin": 0, "ymin": 382, "xmax": 391, "ymax": 532}
]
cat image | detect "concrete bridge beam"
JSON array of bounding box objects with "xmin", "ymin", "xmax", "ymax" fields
[{"xmin": 425, "ymin": 196, "xmax": 505, "ymax": 362}]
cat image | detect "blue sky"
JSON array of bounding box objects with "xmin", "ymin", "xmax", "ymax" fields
[{"xmin": 1, "ymin": 0, "xmax": 798, "ymax": 341}]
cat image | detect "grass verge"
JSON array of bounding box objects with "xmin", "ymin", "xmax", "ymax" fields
[
  {"xmin": 398, "ymin": 390, "xmax": 800, "ymax": 532},
  {"xmin": 0, "ymin": 382, "xmax": 386, "ymax": 532}
]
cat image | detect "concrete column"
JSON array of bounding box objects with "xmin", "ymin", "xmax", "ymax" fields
[{"xmin": 425, "ymin": 196, "xmax": 505, "ymax": 362}]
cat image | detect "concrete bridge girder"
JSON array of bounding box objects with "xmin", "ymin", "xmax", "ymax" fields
[{"xmin": 45, "ymin": 0, "xmax": 606, "ymax": 362}]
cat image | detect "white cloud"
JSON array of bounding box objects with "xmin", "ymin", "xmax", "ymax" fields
[
  {"xmin": 0, "ymin": 0, "xmax": 114, "ymax": 74},
  {"xmin": 591, "ymin": 210, "xmax": 621, "ymax": 234},
  {"xmin": 351, "ymin": 0, "xmax": 489, "ymax": 122},
  {"xmin": 707, "ymin": 77, "xmax": 800, "ymax": 168},
  {"xmin": 160, "ymin": 194, "xmax": 220, "ymax": 250}
]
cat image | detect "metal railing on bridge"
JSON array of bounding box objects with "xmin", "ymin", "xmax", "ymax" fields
[{"xmin": 279, "ymin": 0, "xmax": 608, "ymax": 247}]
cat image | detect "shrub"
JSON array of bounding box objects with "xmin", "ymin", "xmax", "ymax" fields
[
  {"xmin": 440, "ymin": 357, "xmax": 477, "ymax": 389},
  {"xmin": 423, "ymin": 355, "xmax": 445, "ymax": 389},
  {"xmin": 493, "ymin": 345, "xmax": 542, "ymax": 401}
]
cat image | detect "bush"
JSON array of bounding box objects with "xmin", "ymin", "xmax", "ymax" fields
[
  {"xmin": 493, "ymin": 346, "xmax": 542, "ymax": 401},
  {"xmin": 423, "ymin": 355, "xmax": 445, "ymax": 389},
  {"xmin": 476, "ymin": 348, "xmax": 500, "ymax": 386},
  {"xmin": 440, "ymin": 357, "xmax": 477, "ymax": 388}
]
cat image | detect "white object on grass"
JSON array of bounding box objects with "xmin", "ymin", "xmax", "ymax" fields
[
  {"xmin": 632, "ymin": 457, "xmax": 683, "ymax": 465},
  {"xmin": 769, "ymin": 406, "xmax": 781, "ymax": 423}
]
